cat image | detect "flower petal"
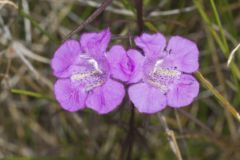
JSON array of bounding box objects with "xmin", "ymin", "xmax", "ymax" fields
[
  {"xmin": 54, "ymin": 79, "xmax": 87, "ymax": 112},
  {"xmin": 106, "ymin": 45, "xmax": 144, "ymax": 83},
  {"xmin": 167, "ymin": 74, "xmax": 199, "ymax": 108},
  {"xmin": 128, "ymin": 83, "xmax": 167, "ymax": 114},
  {"xmin": 106, "ymin": 45, "xmax": 130, "ymax": 82},
  {"xmin": 86, "ymin": 79, "xmax": 125, "ymax": 114},
  {"xmin": 165, "ymin": 36, "xmax": 199, "ymax": 73},
  {"xmin": 134, "ymin": 33, "xmax": 166, "ymax": 58},
  {"xmin": 80, "ymin": 28, "xmax": 111, "ymax": 56},
  {"xmin": 127, "ymin": 49, "xmax": 145, "ymax": 83},
  {"xmin": 51, "ymin": 40, "xmax": 82, "ymax": 78}
]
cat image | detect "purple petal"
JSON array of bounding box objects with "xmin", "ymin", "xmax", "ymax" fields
[
  {"xmin": 51, "ymin": 40, "xmax": 82, "ymax": 78},
  {"xmin": 128, "ymin": 83, "xmax": 167, "ymax": 114},
  {"xmin": 165, "ymin": 36, "xmax": 199, "ymax": 73},
  {"xmin": 134, "ymin": 33, "xmax": 166, "ymax": 58},
  {"xmin": 80, "ymin": 28, "xmax": 111, "ymax": 56},
  {"xmin": 127, "ymin": 49, "xmax": 145, "ymax": 83},
  {"xmin": 107, "ymin": 45, "xmax": 144, "ymax": 83},
  {"xmin": 167, "ymin": 74, "xmax": 199, "ymax": 108},
  {"xmin": 106, "ymin": 45, "xmax": 130, "ymax": 82},
  {"xmin": 54, "ymin": 79, "xmax": 87, "ymax": 112},
  {"xmin": 86, "ymin": 79, "xmax": 125, "ymax": 114}
]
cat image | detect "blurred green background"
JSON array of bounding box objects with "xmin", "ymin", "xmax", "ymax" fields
[{"xmin": 0, "ymin": 0, "xmax": 240, "ymax": 159}]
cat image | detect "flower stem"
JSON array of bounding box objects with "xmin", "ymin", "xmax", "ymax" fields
[
  {"xmin": 195, "ymin": 71, "xmax": 240, "ymax": 123},
  {"xmin": 134, "ymin": 0, "xmax": 144, "ymax": 35},
  {"xmin": 119, "ymin": 103, "xmax": 135, "ymax": 160},
  {"xmin": 121, "ymin": 1, "xmax": 144, "ymax": 159},
  {"xmin": 126, "ymin": 105, "xmax": 135, "ymax": 160}
]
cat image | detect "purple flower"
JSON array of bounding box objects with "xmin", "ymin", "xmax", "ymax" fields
[
  {"xmin": 128, "ymin": 33, "xmax": 200, "ymax": 114},
  {"xmin": 106, "ymin": 45, "xmax": 144, "ymax": 83},
  {"xmin": 51, "ymin": 29, "xmax": 125, "ymax": 114}
]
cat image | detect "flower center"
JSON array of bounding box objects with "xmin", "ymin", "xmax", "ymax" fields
[
  {"xmin": 120, "ymin": 56, "xmax": 135, "ymax": 76},
  {"xmin": 70, "ymin": 54, "xmax": 109, "ymax": 92},
  {"xmin": 143, "ymin": 59, "xmax": 181, "ymax": 93}
]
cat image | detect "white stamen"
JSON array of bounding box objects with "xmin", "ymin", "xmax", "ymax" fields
[
  {"xmin": 153, "ymin": 68, "xmax": 181, "ymax": 77},
  {"xmin": 70, "ymin": 70, "xmax": 99, "ymax": 81},
  {"xmin": 88, "ymin": 59, "xmax": 102, "ymax": 73},
  {"xmin": 79, "ymin": 53, "xmax": 91, "ymax": 59},
  {"xmin": 153, "ymin": 59, "xmax": 164, "ymax": 73}
]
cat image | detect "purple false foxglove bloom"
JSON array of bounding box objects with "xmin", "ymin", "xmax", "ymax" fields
[
  {"xmin": 106, "ymin": 45, "xmax": 144, "ymax": 83},
  {"xmin": 128, "ymin": 33, "xmax": 200, "ymax": 114},
  {"xmin": 51, "ymin": 29, "xmax": 125, "ymax": 114}
]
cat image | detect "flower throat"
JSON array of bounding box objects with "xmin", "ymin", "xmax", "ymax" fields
[
  {"xmin": 70, "ymin": 55, "xmax": 108, "ymax": 92},
  {"xmin": 144, "ymin": 59, "xmax": 181, "ymax": 93}
]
